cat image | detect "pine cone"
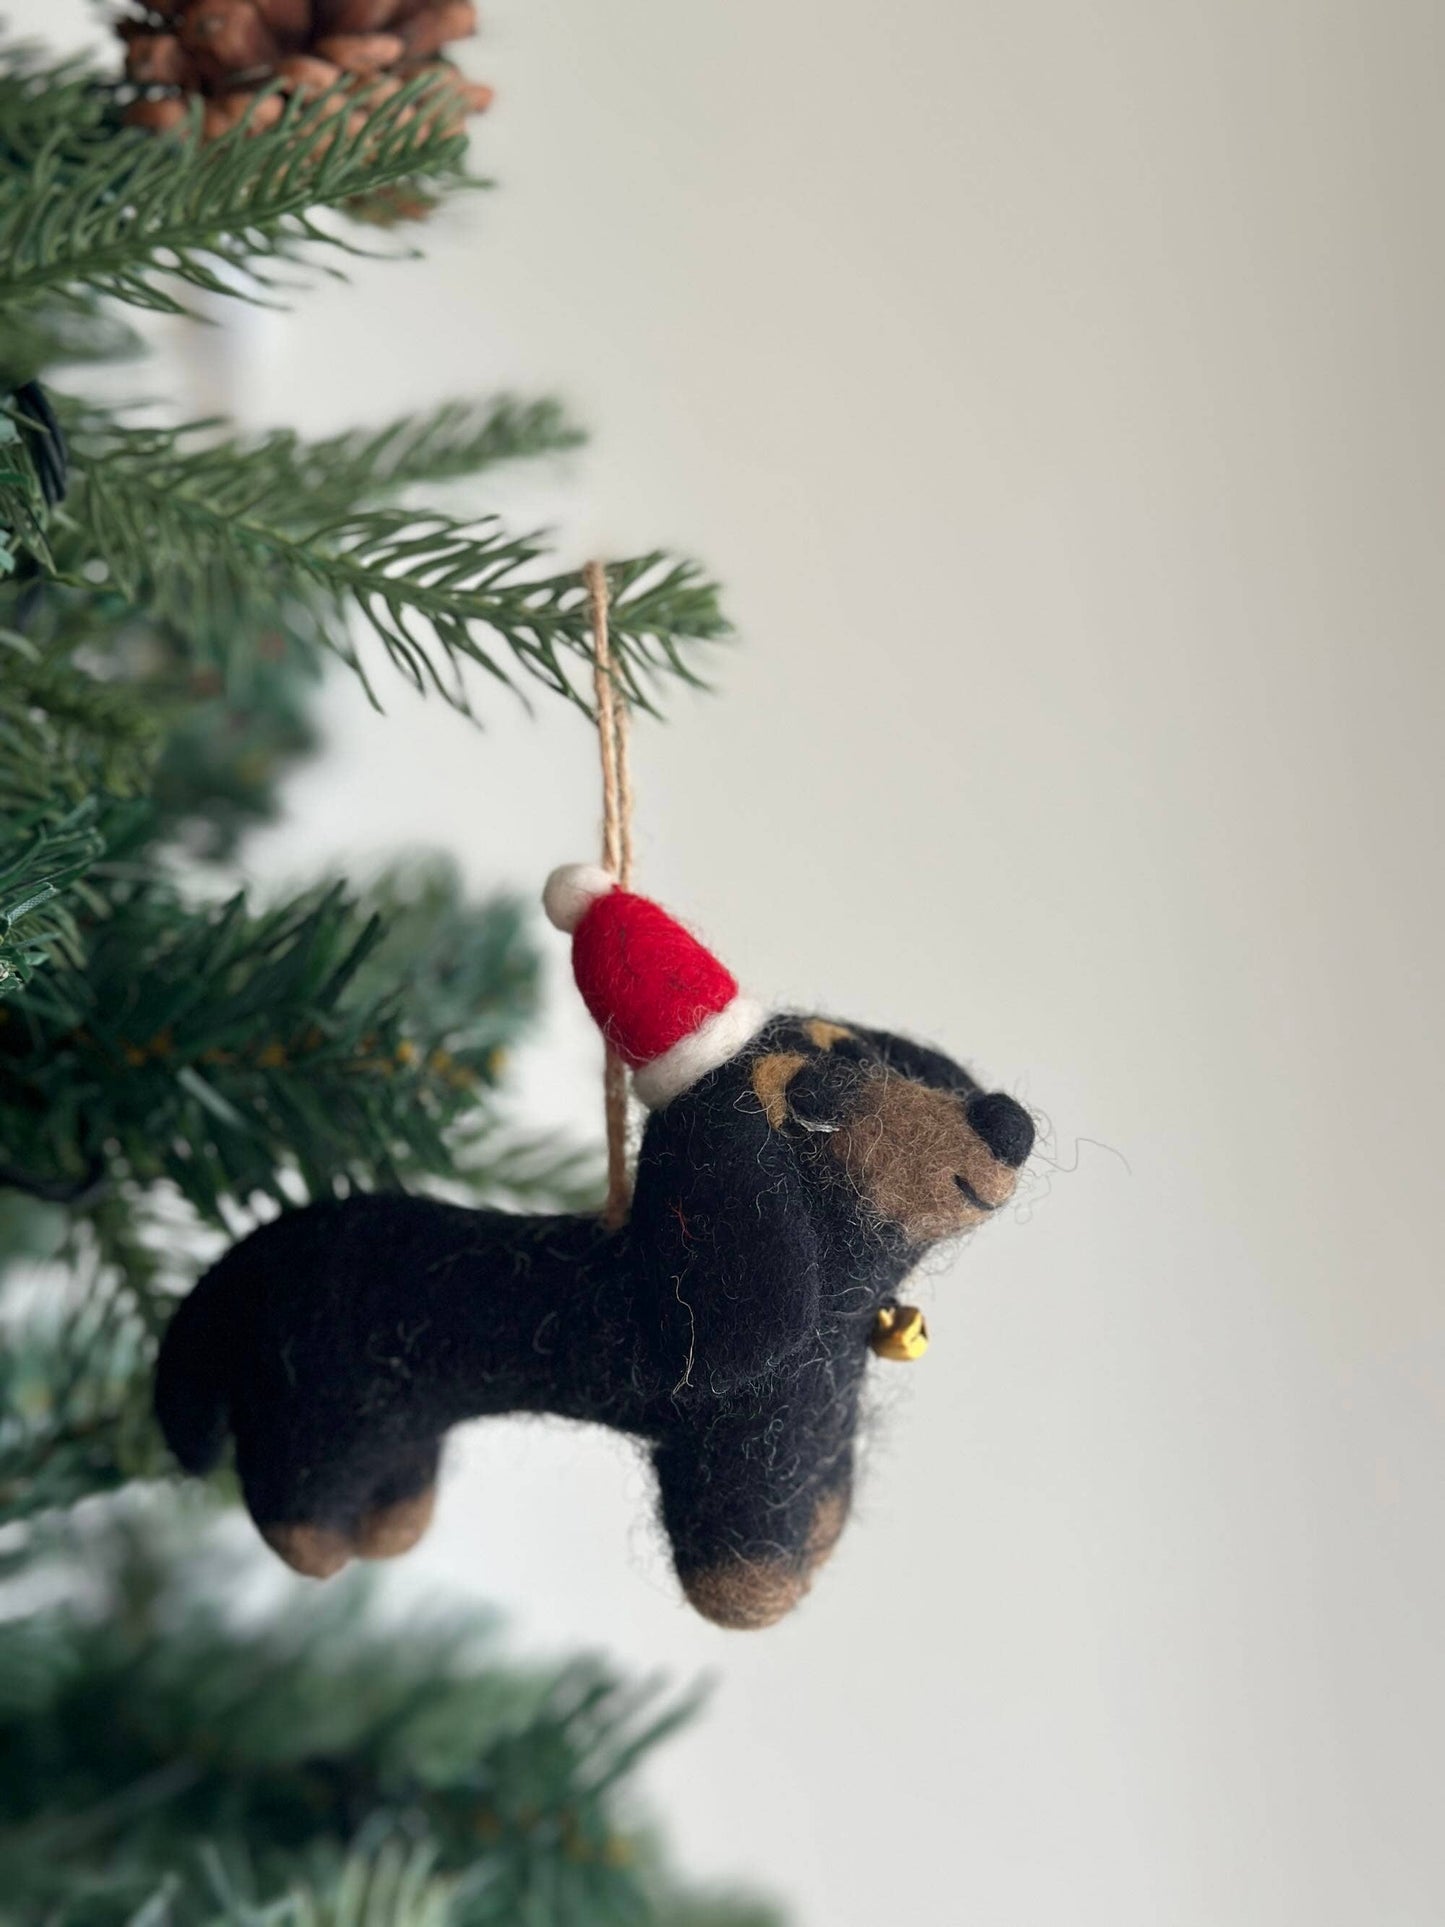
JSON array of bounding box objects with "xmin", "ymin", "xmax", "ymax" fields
[{"xmin": 118, "ymin": 0, "xmax": 491, "ymax": 143}]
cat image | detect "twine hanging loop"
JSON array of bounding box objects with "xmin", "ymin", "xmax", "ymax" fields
[{"xmin": 586, "ymin": 561, "xmax": 635, "ymax": 1228}]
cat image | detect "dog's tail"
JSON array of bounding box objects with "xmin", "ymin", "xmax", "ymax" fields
[{"xmin": 153, "ymin": 1246, "xmax": 247, "ymax": 1475}]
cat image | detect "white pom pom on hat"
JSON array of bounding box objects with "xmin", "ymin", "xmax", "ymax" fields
[{"xmin": 542, "ymin": 862, "xmax": 616, "ymax": 935}]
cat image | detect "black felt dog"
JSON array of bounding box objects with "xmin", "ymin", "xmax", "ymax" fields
[{"xmin": 155, "ymin": 1014, "xmax": 1033, "ymax": 1628}]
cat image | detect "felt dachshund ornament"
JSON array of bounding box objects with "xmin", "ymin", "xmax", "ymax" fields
[{"xmin": 155, "ymin": 866, "xmax": 1034, "ymax": 1629}]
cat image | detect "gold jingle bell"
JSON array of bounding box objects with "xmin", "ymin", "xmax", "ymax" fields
[{"xmin": 870, "ymin": 1303, "xmax": 930, "ymax": 1362}]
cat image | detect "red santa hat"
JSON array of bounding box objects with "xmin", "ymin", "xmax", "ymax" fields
[{"xmin": 543, "ymin": 863, "xmax": 767, "ymax": 1108}]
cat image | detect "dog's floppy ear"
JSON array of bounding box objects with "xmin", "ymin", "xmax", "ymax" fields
[
  {"xmin": 782, "ymin": 1049, "xmax": 860, "ymax": 1133},
  {"xmin": 629, "ymin": 1075, "xmax": 821, "ymax": 1392}
]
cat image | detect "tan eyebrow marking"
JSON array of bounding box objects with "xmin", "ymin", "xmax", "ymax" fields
[
  {"xmin": 804, "ymin": 1020, "xmax": 854, "ymax": 1051},
  {"xmin": 751, "ymin": 1052, "xmax": 809, "ymax": 1130}
]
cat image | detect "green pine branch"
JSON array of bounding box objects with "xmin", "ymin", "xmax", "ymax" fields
[
  {"xmin": 147, "ymin": 633, "xmax": 323, "ymax": 863},
  {"xmin": 0, "ymin": 793, "xmax": 106, "ymax": 997},
  {"xmin": 55, "ymin": 413, "xmax": 727, "ymax": 713},
  {"xmin": 0, "ymin": 623, "xmax": 161, "ymax": 997},
  {"xmin": 0, "ymin": 1256, "xmax": 166, "ymax": 1528},
  {"xmin": 0, "ymin": 76, "xmax": 472, "ymax": 319},
  {"xmin": 0, "ymin": 44, "xmax": 116, "ymax": 173},
  {"xmin": 0, "ymin": 633, "xmax": 161, "ymax": 804},
  {"xmin": 192, "ymin": 1842, "xmax": 458, "ymax": 1927},
  {"xmin": 297, "ymin": 397, "xmax": 587, "ymax": 504},
  {"xmin": 0, "ymin": 1516, "xmax": 780, "ymax": 1927},
  {"xmin": 0, "ymin": 862, "xmax": 546, "ymax": 1216},
  {"xmin": 0, "ymin": 291, "xmax": 144, "ymax": 387},
  {"xmin": 0, "ymin": 397, "xmax": 54, "ymax": 577},
  {"xmin": 0, "ymin": 569, "xmax": 321, "ymax": 864}
]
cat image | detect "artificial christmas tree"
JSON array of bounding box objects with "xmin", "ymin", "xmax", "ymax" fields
[{"xmin": 0, "ymin": 25, "xmax": 761, "ymax": 1926}]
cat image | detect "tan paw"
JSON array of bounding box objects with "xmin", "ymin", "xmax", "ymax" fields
[
  {"xmin": 682, "ymin": 1484, "xmax": 852, "ymax": 1629},
  {"xmin": 682, "ymin": 1558, "xmax": 810, "ymax": 1630},
  {"xmin": 261, "ymin": 1521, "xmax": 354, "ymax": 1580},
  {"xmin": 354, "ymin": 1485, "xmax": 437, "ymax": 1560}
]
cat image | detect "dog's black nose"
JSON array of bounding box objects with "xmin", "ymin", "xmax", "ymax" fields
[{"xmin": 966, "ymin": 1091, "xmax": 1034, "ymax": 1167}]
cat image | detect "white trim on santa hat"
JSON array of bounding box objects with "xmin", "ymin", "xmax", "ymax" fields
[{"xmin": 632, "ymin": 994, "xmax": 768, "ymax": 1109}]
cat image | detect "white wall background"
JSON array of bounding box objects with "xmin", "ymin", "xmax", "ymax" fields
[{"xmin": 24, "ymin": 3, "xmax": 1445, "ymax": 1922}]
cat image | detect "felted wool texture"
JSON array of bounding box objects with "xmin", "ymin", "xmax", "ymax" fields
[
  {"xmin": 571, "ymin": 889, "xmax": 738, "ymax": 1066},
  {"xmin": 631, "ymin": 994, "xmax": 767, "ymax": 1109},
  {"xmin": 155, "ymin": 1016, "xmax": 1035, "ymax": 1629},
  {"xmin": 543, "ymin": 867, "xmax": 767, "ymax": 1106}
]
